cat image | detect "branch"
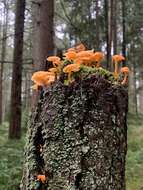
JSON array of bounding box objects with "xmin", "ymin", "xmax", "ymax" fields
[{"xmin": 0, "ymin": 58, "xmax": 33, "ymax": 64}]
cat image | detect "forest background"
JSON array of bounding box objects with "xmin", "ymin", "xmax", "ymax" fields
[{"xmin": 0, "ymin": 0, "xmax": 143, "ymax": 189}]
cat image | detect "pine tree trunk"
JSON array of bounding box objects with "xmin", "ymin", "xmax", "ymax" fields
[
  {"xmin": 122, "ymin": 0, "xmax": 126, "ymax": 66},
  {"xmin": 113, "ymin": 0, "xmax": 117, "ymax": 55},
  {"xmin": 31, "ymin": 0, "xmax": 54, "ymax": 108},
  {"xmin": 95, "ymin": 0, "xmax": 100, "ymax": 50},
  {"xmin": 104, "ymin": 0, "xmax": 111, "ymax": 69},
  {"xmin": 9, "ymin": 0, "xmax": 25, "ymax": 138},
  {"xmin": 0, "ymin": 1, "xmax": 8, "ymax": 124},
  {"xmin": 21, "ymin": 76, "xmax": 128, "ymax": 190},
  {"xmin": 109, "ymin": 0, "xmax": 113, "ymax": 53},
  {"xmin": 133, "ymin": 63, "xmax": 138, "ymax": 114}
]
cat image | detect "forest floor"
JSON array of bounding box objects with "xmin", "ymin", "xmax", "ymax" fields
[
  {"xmin": 126, "ymin": 113, "xmax": 143, "ymax": 190},
  {"xmin": 0, "ymin": 114, "xmax": 143, "ymax": 190},
  {"xmin": 0, "ymin": 122, "xmax": 26, "ymax": 190}
]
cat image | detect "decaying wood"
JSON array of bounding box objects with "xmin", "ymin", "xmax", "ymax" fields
[{"xmin": 21, "ymin": 75, "xmax": 128, "ymax": 190}]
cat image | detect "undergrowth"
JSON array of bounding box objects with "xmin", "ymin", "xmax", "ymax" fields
[
  {"xmin": 126, "ymin": 113, "xmax": 143, "ymax": 190},
  {"xmin": 0, "ymin": 122, "xmax": 26, "ymax": 190}
]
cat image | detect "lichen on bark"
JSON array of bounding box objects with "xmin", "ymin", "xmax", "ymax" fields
[{"xmin": 21, "ymin": 74, "xmax": 128, "ymax": 190}]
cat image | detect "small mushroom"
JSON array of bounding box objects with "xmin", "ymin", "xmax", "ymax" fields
[
  {"xmin": 121, "ymin": 67, "xmax": 130, "ymax": 85},
  {"xmin": 76, "ymin": 50, "xmax": 93, "ymax": 58},
  {"xmin": 31, "ymin": 71, "xmax": 55, "ymax": 87},
  {"xmin": 64, "ymin": 51, "xmax": 77, "ymax": 61},
  {"xmin": 112, "ymin": 55, "xmax": 125, "ymax": 79},
  {"xmin": 48, "ymin": 67, "xmax": 59, "ymax": 79},
  {"xmin": 37, "ymin": 175, "xmax": 46, "ymax": 183},
  {"xmin": 63, "ymin": 63, "xmax": 81, "ymax": 82},
  {"xmin": 47, "ymin": 56, "xmax": 61, "ymax": 67},
  {"xmin": 91, "ymin": 52, "xmax": 104, "ymax": 67},
  {"xmin": 67, "ymin": 48, "xmax": 76, "ymax": 52},
  {"xmin": 75, "ymin": 43, "xmax": 86, "ymax": 52}
]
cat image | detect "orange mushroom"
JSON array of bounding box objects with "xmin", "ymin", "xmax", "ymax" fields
[
  {"xmin": 48, "ymin": 68, "xmax": 57, "ymax": 73},
  {"xmin": 47, "ymin": 56, "xmax": 60, "ymax": 63},
  {"xmin": 91, "ymin": 52, "xmax": 104, "ymax": 67},
  {"xmin": 67, "ymin": 48, "xmax": 76, "ymax": 52},
  {"xmin": 63, "ymin": 63, "xmax": 81, "ymax": 82},
  {"xmin": 47, "ymin": 56, "xmax": 61, "ymax": 67},
  {"xmin": 112, "ymin": 55, "xmax": 125, "ymax": 79},
  {"xmin": 121, "ymin": 67, "xmax": 130, "ymax": 85},
  {"xmin": 44, "ymin": 75, "xmax": 55, "ymax": 85},
  {"xmin": 64, "ymin": 51, "xmax": 77, "ymax": 60},
  {"xmin": 75, "ymin": 43, "xmax": 86, "ymax": 52},
  {"xmin": 37, "ymin": 175, "xmax": 46, "ymax": 183},
  {"xmin": 77, "ymin": 50, "xmax": 93, "ymax": 58},
  {"xmin": 48, "ymin": 68, "xmax": 58, "ymax": 79},
  {"xmin": 74, "ymin": 58, "xmax": 83, "ymax": 65},
  {"xmin": 31, "ymin": 71, "xmax": 55, "ymax": 87}
]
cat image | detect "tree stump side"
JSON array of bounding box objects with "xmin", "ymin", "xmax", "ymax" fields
[{"xmin": 21, "ymin": 75, "xmax": 128, "ymax": 190}]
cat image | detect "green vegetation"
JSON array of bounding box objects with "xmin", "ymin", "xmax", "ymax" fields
[
  {"xmin": 0, "ymin": 113, "xmax": 143, "ymax": 189},
  {"xmin": 0, "ymin": 123, "xmax": 26, "ymax": 190},
  {"xmin": 126, "ymin": 113, "xmax": 143, "ymax": 190}
]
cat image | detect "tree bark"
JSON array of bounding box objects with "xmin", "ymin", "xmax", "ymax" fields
[
  {"xmin": 21, "ymin": 76, "xmax": 128, "ymax": 190},
  {"xmin": 133, "ymin": 63, "xmax": 138, "ymax": 114},
  {"xmin": 95, "ymin": 0, "xmax": 100, "ymax": 50},
  {"xmin": 121, "ymin": 0, "xmax": 126, "ymax": 66},
  {"xmin": 113, "ymin": 0, "xmax": 117, "ymax": 55},
  {"xmin": 0, "ymin": 0, "xmax": 9, "ymax": 124},
  {"xmin": 104, "ymin": 0, "xmax": 111, "ymax": 69},
  {"xmin": 9, "ymin": 0, "xmax": 25, "ymax": 138},
  {"xmin": 31, "ymin": 0, "xmax": 54, "ymax": 108}
]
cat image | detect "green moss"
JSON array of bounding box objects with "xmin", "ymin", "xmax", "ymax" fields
[{"xmin": 70, "ymin": 65, "xmax": 115, "ymax": 84}]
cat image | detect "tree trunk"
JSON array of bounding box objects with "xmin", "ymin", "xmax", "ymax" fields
[
  {"xmin": 21, "ymin": 76, "xmax": 128, "ymax": 190},
  {"xmin": 113, "ymin": 0, "xmax": 117, "ymax": 55},
  {"xmin": 31, "ymin": 0, "xmax": 54, "ymax": 108},
  {"xmin": 0, "ymin": 1, "xmax": 9, "ymax": 124},
  {"xmin": 104, "ymin": 0, "xmax": 112, "ymax": 70},
  {"xmin": 133, "ymin": 63, "xmax": 138, "ymax": 114},
  {"xmin": 9, "ymin": 0, "xmax": 25, "ymax": 139},
  {"xmin": 121, "ymin": 0, "xmax": 126, "ymax": 66},
  {"xmin": 95, "ymin": 0, "xmax": 100, "ymax": 50}
]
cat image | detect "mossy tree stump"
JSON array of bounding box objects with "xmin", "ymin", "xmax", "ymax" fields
[{"xmin": 21, "ymin": 75, "xmax": 128, "ymax": 190}]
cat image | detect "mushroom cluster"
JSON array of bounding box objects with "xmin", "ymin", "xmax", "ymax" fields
[{"xmin": 31, "ymin": 43, "xmax": 130, "ymax": 90}]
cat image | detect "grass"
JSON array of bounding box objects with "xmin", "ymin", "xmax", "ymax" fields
[
  {"xmin": 0, "ymin": 113, "xmax": 143, "ymax": 189},
  {"xmin": 126, "ymin": 113, "xmax": 143, "ymax": 190},
  {"xmin": 0, "ymin": 122, "xmax": 26, "ymax": 190}
]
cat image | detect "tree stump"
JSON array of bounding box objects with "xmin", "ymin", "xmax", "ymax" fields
[{"xmin": 21, "ymin": 75, "xmax": 128, "ymax": 190}]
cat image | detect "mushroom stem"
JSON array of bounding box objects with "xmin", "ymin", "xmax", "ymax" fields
[
  {"xmin": 121, "ymin": 73, "xmax": 128, "ymax": 85},
  {"xmin": 114, "ymin": 61, "xmax": 119, "ymax": 79},
  {"xmin": 68, "ymin": 72, "xmax": 72, "ymax": 83},
  {"xmin": 96, "ymin": 61, "xmax": 100, "ymax": 68}
]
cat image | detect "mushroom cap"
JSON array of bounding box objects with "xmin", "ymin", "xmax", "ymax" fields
[
  {"xmin": 112, "ymin": 55, "xmax": 125, "ymax": 63},
  {"xmin": 64, "ymin": 51, "xmax": 77, "ymax": 60},
  {"xmin": 48, "ymin": 68, "xmax": 57, "ymax": 73},
  {"xmin": 63, "ymin": 63, "xmax": 80, "ymax": 73},
  {"xmin": 91, "ymin": 52, "xmax": 104, "ymax": 62},
  {"xmin": 31, "ymin": 71, "xmax": 55, "ymax": 86},
  {"xmin": 121, "ymin": 66, "xmax": 130, "ymax": 74},
  {"xmin": 37, "ymin": 175, "xmax": 46, "ymax": 183},
  {"xmin": 47, "ymin": 56, "xmax": 61, "ymax": 64},
  {"xmin": 75, "ymin": 43, "xmax": 86, "ymax": 52},
  {"xmin": 77, "ymin": 50, "xmax": 93, "ymax": 58},
  {"xmin": 67, "ymin": 48, "xmax": 76, "ymax": 52},
  {"xmin": 44, "ymin": 75, "xmax": 55, "ymax": 85}
]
